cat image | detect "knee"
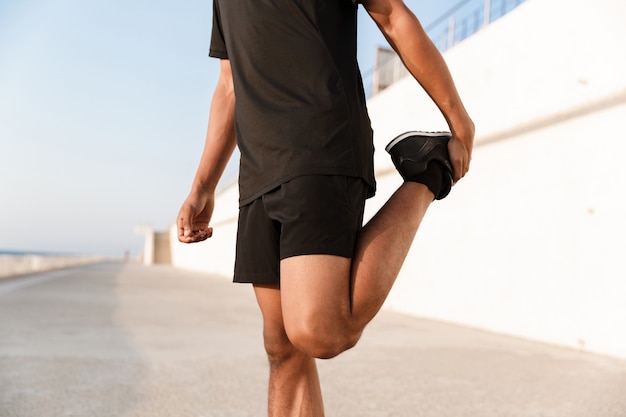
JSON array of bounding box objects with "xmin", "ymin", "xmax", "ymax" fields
[
  {"xmin": 287, "ymin": 323, "xmax": 361, "ymax": 360},
  {"xmin": 263, "ymin": 326, "xmax": 299, "ymax": 366}
]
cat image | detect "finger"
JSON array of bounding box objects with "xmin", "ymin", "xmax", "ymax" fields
[
  {"xmin": 177, "ymin": 220, "xmax": 185, "ymax": 241},
  {"xmin": 178, "ymin": 224, "xmax": 192, "ymax": 240},
  {"xmin": 463, "ymin": 155, "xmax": 472, "ymax": 176},
  {"xmin": 460, "ymin": 161, "xmax": 467, "ymax": 179},
  {"xmin": 452, "ymin": 150, "xmax": 471, "ymax": 184},
  {"xmin": 177, "ymin": 209, "xmax": 194, "ymax": 240},
  {"xmin": 189, "ymin": 227, "xmax": 213, "ymax": 242},
  {"xmin": 453, "ymin": 160, "xmax": 464, "ymax": 183}
]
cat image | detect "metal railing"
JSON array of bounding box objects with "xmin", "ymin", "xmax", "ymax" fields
[{"xmin": 365, "ymin": 0, "xmax": 527, "ymax": 97}]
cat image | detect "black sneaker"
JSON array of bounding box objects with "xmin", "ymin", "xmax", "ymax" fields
[{"xmin": 385, "ymin": 131, "xmax": 454, "ymax": 200}]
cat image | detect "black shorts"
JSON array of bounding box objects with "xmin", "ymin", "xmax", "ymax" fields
[{"xmin": 234, "ymin": 175, "xmax": 369, "ymax": 285}]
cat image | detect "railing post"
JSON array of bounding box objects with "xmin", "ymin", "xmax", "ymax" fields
[
  {"xmin": 447, "ymin": 16, "xmax": 455, "ymax": 50},
  {"xmin": 484, "ymin": 0, "xmax": 491, "ymax": 27}
]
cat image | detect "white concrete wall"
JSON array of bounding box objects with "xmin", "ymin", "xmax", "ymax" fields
[
  {"xmin": 0, "ymin": 255, "xmax": 105, "ymax": 279},
  {"xmin": 170, "ymin": 0, "xmax": 626, "ymax": 359},
  {"xmin": 135, "ymin": 225, "xmax": 155, "ymax": 266}
]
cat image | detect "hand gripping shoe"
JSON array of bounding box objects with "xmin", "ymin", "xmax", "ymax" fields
[{"xmin": 385, "ymin": 131, "xmax": 454, "ymax": 200}]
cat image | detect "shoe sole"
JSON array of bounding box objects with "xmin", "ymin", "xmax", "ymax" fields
[{"xmin": 385, "ymin": 130, "xmax": 452, "ymax": 153}]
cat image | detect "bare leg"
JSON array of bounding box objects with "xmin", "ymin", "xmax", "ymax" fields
[
  {"xmin": 351, "ymin": 181, "xmax": 434, "ymax": 326},
  {"xmin": 251, "ymin": 182, "xmax": 433, "ymax": 415},
  {"xmin": 280, "ymin": 182, "xmax": 434, "ymax": 358},
  {"xmin": 254, "ymin": 284, "xmax": 325, "ymax": 417}
]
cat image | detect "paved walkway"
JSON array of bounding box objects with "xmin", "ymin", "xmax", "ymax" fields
[{"xmin": 1, "ymin": 263, "xmax": 625, "ymax": 417}]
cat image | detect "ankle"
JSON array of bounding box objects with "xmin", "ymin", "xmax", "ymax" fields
[
  {"xmin": 405, "ymin": 161, "xmax": 444, "ymax": 200},
  {"xmin": 401, "ymin": 181, "xmax": 435, "ymax": 201}
]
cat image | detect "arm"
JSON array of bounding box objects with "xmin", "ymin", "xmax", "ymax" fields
[
  {"xmin": 363, "ymin": 0, "xmax": 475, "ymax": 182},
  {"xmin": 177, "ymin": 59, "xmax": 236, "ymax": 243}
]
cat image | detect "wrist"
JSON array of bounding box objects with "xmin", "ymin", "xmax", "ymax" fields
[
  {"xmin": 191, "ymin": 179, "xmax": 218, "ymax": 194},
  {"xmin": 447, "ymin": 111, "xmax": 475, "ymax": 143}
]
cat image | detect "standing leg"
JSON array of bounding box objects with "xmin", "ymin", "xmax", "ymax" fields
[{"xmin": 254, "ymin": 284, "xmax": 324, "ymax": 417}]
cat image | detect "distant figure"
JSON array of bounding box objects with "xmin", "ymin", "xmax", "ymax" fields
[{"xmin": 177, "ymin": 0, "xmax": 474, "ymax": 415}]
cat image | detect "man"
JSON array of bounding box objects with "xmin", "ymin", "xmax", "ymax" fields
[{"xmin": 177, "ymin": 0, "xmax": 474, "ymax": 415}]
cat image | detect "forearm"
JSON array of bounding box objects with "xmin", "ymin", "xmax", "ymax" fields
[{"xmin": 191, "ymin": 61, "xmax": 237, "ymax": 193}]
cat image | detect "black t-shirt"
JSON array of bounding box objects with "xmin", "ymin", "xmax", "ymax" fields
[{"xmin": 210, "ymin": 0, "xmax": 375, "ymax": 206}]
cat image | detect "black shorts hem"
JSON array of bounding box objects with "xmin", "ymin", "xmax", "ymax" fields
[
  {"xmin": 234, "ymin": 250, "xmax": 354, "ymax": 285},
  {"xmin": 233, "ymin": 274, "xmax": 279, "ymax": 285},
  {"xmin": 280, "ymin": 248, "xmax": 354, "ymax": 261}
]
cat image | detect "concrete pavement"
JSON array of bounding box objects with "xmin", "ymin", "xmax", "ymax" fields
[{"xmin": 1, "ymin": 263, "xmax": 625, "ymax": 417}]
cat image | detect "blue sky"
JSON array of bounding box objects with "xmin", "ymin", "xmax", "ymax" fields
[{"xmin": 0, "ymin": 0, "xmax": 481, "ymax": 257}]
